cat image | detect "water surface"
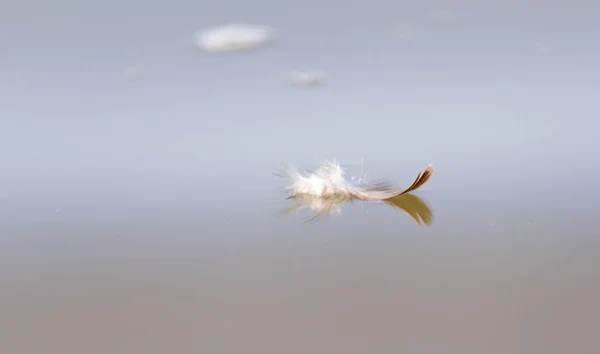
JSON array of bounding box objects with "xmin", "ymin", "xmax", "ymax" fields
[{"xmin": 1, "ymin": 1, "xmax": 600, "ymax": 353}]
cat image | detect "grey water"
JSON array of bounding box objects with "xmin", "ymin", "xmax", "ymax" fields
[{"xmin": 1, "ymin": 1, "xmax": 600, "ymax": 353}]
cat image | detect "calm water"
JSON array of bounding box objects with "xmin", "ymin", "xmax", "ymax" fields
[{"xmin": 1, "ymin": 1, "xmax": 600, "ymax": 353}]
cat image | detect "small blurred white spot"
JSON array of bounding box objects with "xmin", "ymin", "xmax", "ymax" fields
[
  {"xmin": 395, "ymin": 24, "xmax": 415, "ymax": 40},
  {"xmin": 195, "ymin": 23, "xmax": 273, "ymax": 53},
  {"xmin": 429, "ymin": 9, "xmax": 459, "ymax": 27},
  {"xmin": 125, "ymin": 66, "xmax": 144, "ymax": 81},
  {"xmin": 289, "ymin": 71, "xmax": 325, "ymax": 88},
  {"xmin": 535, "ymin": 41, "xmax": 553, "ymax": 54},
  {"xmin": 55, "ymin": 208, "xmax": 61, "ymax": 212}
]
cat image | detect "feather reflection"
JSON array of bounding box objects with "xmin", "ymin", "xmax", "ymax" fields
[{"xmin": 281, "ymin": 193, "xmax": 434, "ymax": 226}]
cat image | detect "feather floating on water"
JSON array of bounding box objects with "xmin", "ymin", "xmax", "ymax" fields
[{"xmin": 278, "ymin": 160, "xmax": 434, "ymax": 201}]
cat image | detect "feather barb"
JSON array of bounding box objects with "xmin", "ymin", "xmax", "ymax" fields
[{"xmin": 396, "ymin": 164, "xmax": 434, "ymax": 196}]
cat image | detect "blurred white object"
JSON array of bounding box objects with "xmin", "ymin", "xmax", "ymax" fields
[
  {"xmin": 535, "ymin": 40, "xmax": 553, "ymax": 53},
  {"xmin": 124, "ymin": 66, "xmax": 144, "ymax": 81},
  {"xmin": 395, "ymin": 23, "xmax": 415, "ymax": 40},
  {"xmin": 289, "ymin": 71, "xmax": 325, "ymax": 87},
  {"xmin": 195, "ymin": 23, "xmax": 272, "ymax": 53},
  {"xmin": 428, "ymin": 9, "xmax": 459, "ymax": 27}
]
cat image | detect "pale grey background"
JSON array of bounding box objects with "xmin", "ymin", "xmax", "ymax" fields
[{"xmin": 1, "ymin": 1, "xmax": 599, "ymax": 353}]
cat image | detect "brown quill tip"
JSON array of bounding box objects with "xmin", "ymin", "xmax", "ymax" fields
[{"xmin": 399, "ymin": 164, "xmax": 434, "ymax": 195}]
